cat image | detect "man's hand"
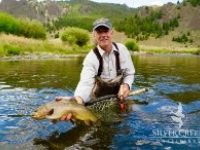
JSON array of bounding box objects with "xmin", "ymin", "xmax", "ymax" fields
[
  {"xmin": 118, "ymin": 83, "xmax": 130, "ymax": 101},
  {"xmin": 74, "ymin": 96, "xmax": 84, "ymax": 105},
  {"xmin": 55, "ymin": 96, "xmax": 84, "ymax": 121}
]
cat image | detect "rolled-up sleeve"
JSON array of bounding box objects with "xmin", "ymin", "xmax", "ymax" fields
[
  {"xmin": 74, "ymin": 52, "xmax": 98, "ymax": 103},
  {"xmin": 119, "ymin": 44, "xmax": 135, "ymax": 89}
]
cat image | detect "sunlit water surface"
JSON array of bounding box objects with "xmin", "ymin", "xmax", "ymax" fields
[{"xmin": 0, "ymin": 54, "xmax": 200, "ymax": 149}]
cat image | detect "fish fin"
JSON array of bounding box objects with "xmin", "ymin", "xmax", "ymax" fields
[
  {"xmin": 70, "ymin": 118, "xmax": 76, "ymax": 125},
  {"xmin": 51, "ymin": 119, "xmax": 58, "ymax": 124},
  {"xmin": 55, "ymin": 98, "xmax": 62, "ymax": 102},
  {"xmin": 84, "ymin": 120, "xmax": 92, "ymax": 126}
]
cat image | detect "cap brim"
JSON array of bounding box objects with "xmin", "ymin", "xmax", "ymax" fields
[{"xmin": 93, "ymin": 24, "xmax": 111, "ymax": 31}]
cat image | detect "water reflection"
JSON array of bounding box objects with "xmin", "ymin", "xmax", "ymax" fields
[
  {"xmin": 0, "ymin": 54, "xmax": 200, "ymax": 149},
  {"xmin": 33, "ymin": 124, "xmax": 118, "ymax": 150},
  {"xmin": 0, "ymin": 58, "xmax": 84, "ymax": 89}
]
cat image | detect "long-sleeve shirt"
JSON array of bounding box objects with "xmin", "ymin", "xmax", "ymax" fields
[{"xmin": 74, "ymin": 43, "xmax": 135, "ymax": 103}]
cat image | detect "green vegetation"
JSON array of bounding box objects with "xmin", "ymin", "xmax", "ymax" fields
[
  {"xmin": 140, "ymin": 45, "xmax": 200, "ymax": 54},
  {"xmin": 52, "ymin": 1, "xmax": 181, "ymax": 41},
  {"xmin": 0, "ymin": 12, "xmax": 46, "ymax": 39},
  {"xmin": 54, "ymin": 16, "xmax": 94, "ymax": 31},
  {"xmin": 3, "ymin": 45, "xmax": 22, "ymax": 56},
  {"xmin": 61, "ymin": 27, "xmax": 90, "ymax": 46},
  {"xmin": 50, "ymin": 0, "xmax": 135, "ymax": 32},
  {"xmin": 0, "ymin": 12, "xmax": 20, "ymax": 35},
  {"xmin": 172, "ymin": 33, "xmax": 193, "ymax": 44},
  {"xmin": 0, "ymin": 34, "xmax": 91, "ymax": 57},
  {"xmin": 114, "ymin": 12, "xmax": 179, "ymax": 40},
  {"xmin": 50, "ymin": 0, "xmax": 182, "ymax": 42},
  {"xmin": 185, "ymin": 0, "xmax": 200, "ymax": 6},
  {"xmin": 18, "ymin": 19, "xmax": 46, "ymax": 39},
  {"xmin": 0, "ymin": 0, "xmax": 199, "ymax": 57},
  {"xmin": 125, "ymin": 39, "xmax": 139, "ymax": 52}
]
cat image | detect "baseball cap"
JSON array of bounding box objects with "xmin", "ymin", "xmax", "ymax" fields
[{"xmin": 93, "ymin": 18, "xmax": 112, "ymax": 31}]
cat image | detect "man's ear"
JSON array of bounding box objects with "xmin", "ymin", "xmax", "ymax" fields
[
  {"xmin": 111, "ymin": 29, "xmax": 113, "ymax": 34},
  {"xmin": 92, "ymin": 30, "xmax": 96, "ymax": 37}
]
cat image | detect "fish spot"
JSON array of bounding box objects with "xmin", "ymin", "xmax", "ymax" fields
[{"xmin": 48, "ymin": 109, "xmax": 54, "ymax": 115}]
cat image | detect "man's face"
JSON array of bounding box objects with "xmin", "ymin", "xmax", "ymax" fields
[{"xmin": 93, "ymin": 26, "xmax": 113, "ymax": 49}]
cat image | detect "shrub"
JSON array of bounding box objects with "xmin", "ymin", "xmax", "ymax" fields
[
  {"xmin": 19, "ymin": 19, "xmax": 46, "ymax": 39},
  {"xmin": 125, "ymin": 39, "xmax": 139, "ymax": 52},
  {"xmin": 195, "ymin": 49, "xmax": 200, "ymax": 55},
  {"xmin": 0, "ymin": 12, "xmax": 46, "ymax": 39},
  {"xmin": 172, "ymin": 33, "xmax": 191, "ymax": 43},
  {"xmin": 0, "ymin": 12, "xmax": 20, "ymax": 35},
  {"xmin": 3, "ymin": 45, "xmax": 21, "ymax": 56},
  {"xmin": 61, "ymin": 27, "xmax": 90, "ymax": 46},
  {"xmin": 186, "ymin": 0, "xmax": 200, "ymax": 6},
  {"xmin": 54, "ymin": 32, "xmax": 59, "ymax": 38},
  {"xmin": 0, "ymin": 45, "xmax": 4, "ymax": 56},
  {"xmin": 54, "ymin": 16, "xmax": 94, "ymax": 31}
]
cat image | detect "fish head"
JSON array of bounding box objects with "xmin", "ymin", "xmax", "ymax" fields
[{"xmin": 31, "ymin": 105, "xmax": 54, "ymax": 120}]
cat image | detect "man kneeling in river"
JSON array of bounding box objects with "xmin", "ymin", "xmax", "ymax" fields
[{"xmin": 57, "ymin": 18, "xmax": 135, "ymax": 120}]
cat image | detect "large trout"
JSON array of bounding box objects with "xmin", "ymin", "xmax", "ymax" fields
[
  {"xmin": 31, "ymin": 98, "xmax": 98, "ymax": 125},
  {"xmin": 31, "ymin": 88, "xmax": 148, "ymax": 125}
]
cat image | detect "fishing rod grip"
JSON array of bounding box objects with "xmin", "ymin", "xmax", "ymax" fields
[{"xmin": 129, "ymin": 88, "xmax": 148, "ymax": 96}]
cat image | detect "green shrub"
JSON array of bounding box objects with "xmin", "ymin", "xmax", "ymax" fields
[
  {"xmin": 54, "ymin": 16, "xmax": 94, "ymax": 31},
  {"xmin": 19, "ymin": 19, "xmax": 46, "ymax": 39},
  {"xmin": 186, "ymin": 0, "xmax": 200, "ymax": 6},
  {"xmin": 194, "ymin": 49, "xmax": 200, "ymax": 55},
  {"xmin": 0, "ymin": 12, "xmax": 20, "ymax": 35},
  {"xmin": 61, "ymin": 27, "xmax": 90, "ymax": 46},
  {"xmin": 3, "ymin": 45, "xmax": 21, "ymax": 56},
  {"xmin": 0, "ymin": 12, "xmax": 46, "ymax": 39},
  {"xmin": 125, "ymin": 39, "xmax": 139, "ymax": 52},
  {"xmin": 172, "ymin": 33, "xmax": 192, "ymax": 44},
  {"xmin": 54, "ymin": 32, "xmax": 59, "ymax": 38},
  {"xmin": 0, "ymin": 45, "xmax": 4, "ymax": 56}
]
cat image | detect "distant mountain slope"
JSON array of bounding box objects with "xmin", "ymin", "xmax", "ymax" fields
[
  {"xmin": 0, "ymin": 0, "xmax": 68, "ymax": 23},
  {"xmin": 0, "ymin": 0, "xmax": 199, "ymax": 47},
  {"xmin": 1, "ymin": 0, "xmax": 199, "ymax": 30},
  {"xmin": 159, "ymin": 2, "xmax": 200, "ymax": 30}
]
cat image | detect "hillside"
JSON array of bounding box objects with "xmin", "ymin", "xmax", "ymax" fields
[
  {"xmin": 0, "ymin": 0, "xmax": 68, "ymax": 23},
  {"xmin": 139, "ymin": 2, "xmax": 200, "ymax": 48},
  {"xmin": 0, "ymin": 0, "xmax": 200, "ymax": 49}
]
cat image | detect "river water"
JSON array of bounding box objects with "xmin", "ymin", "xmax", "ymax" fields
[{"xmin": 0, "ymin": 54, "xmax": 200, "ymax": 149}]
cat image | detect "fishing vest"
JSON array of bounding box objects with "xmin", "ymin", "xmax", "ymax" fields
[{"xmin": 91, "ymin": 42, "xmax": 124, "ymax": 100}]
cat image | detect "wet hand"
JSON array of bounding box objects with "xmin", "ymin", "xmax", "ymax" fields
[
  {"xmin": 55, "ymin": 96, "xmax": 71, "ymax": 101},
  {"xmin": 60, "ymin": 113, "xmax": 73, "ymax": 121},
  {"xmin": 56, "ymin": 96, "xmax": 84, "ymax": 122},
  {"xmin": 118, "ymin": 83, "xmax": 130, "ymax": 101}
]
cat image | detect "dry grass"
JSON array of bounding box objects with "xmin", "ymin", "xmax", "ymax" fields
[
  {"xmin": 0, "ymin": 33, "xmax": 91, "ymax": 57},
  {"xmin": 0, "ymin": 32, "xmax": 199, "ymax": 58},
  {"xmin": 140, "ymin": 44, "xmax": 199, "ymax": 54}
]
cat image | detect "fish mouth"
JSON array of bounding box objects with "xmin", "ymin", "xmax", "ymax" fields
[
  {"xmin": 31, "ymin": 112, "xmax": 38, "ymax": 118},
  {"xmin": 31, "ymin": 112, "xmax": 44, "ymax": 119}
]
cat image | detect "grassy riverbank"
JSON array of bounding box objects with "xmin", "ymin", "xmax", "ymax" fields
[
  {"xmin": 140, "ymin": 45, "xmax": 200, "ymax": 55},
  {"xmin": 0, "ymin": 34, "xmax": 199, "ymax": 60},
  {"xmin": 0, "ymin": 34, "xmax": 91, "ymax": 57}
]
